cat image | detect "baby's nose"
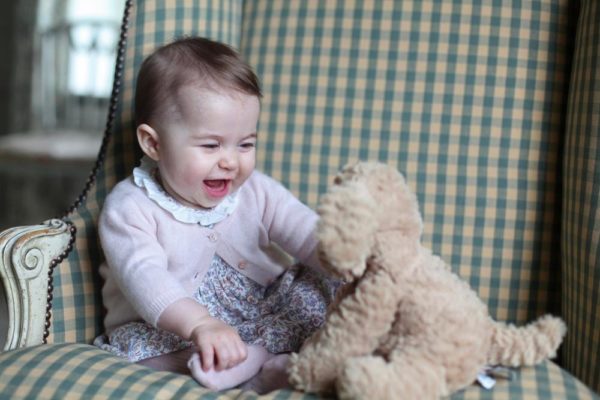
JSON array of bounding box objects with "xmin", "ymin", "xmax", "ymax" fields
[{"xmin": 218, "ymin": 149, "xmax": 238, "ymax": 170}]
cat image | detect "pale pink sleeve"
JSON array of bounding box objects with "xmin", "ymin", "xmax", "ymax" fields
[
  {"xmin": 254, "ymin": 173, "xmax": 322, "ymax": 270},
  {"xmin": 99, "ymin": 189, "xmax": 190, "ymax": 327}
]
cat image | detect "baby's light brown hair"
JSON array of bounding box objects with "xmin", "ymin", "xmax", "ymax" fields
[{"xmin": 134, "ymin": 36, "xmax": 262, "ymax": 128}]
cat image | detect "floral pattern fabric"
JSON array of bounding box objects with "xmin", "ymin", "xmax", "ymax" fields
[{"xmin": 94, "ymin": 255, "xmax": 340, "ymax": 361}]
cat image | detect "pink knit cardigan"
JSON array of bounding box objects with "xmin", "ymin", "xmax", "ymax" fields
[{"xmin": 98, "ymin": 170, "xmax": 321, "ymax": 332}]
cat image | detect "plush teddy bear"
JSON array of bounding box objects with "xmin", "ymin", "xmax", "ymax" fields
[{"xmin": 287, "ymin": 161, "xmax": 567, "ymax": 400}]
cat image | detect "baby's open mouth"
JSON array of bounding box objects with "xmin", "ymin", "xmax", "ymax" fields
[{"xmin": 203, "ymin": 179, "xmax": 231, "ymax": 198}]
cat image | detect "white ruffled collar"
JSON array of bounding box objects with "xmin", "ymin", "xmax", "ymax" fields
[{"xmin": 133, "ymin": 157, "xmax": 238, "ymax": 226}]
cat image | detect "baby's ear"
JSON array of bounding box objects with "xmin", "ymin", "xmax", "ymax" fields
[
  {"xmin": 317, "ymin": 180, "xmax": 379, "ymax": 280},
  {"xmin": 136, "ymin": 123, "xmax": 161, "ymax": 161}
]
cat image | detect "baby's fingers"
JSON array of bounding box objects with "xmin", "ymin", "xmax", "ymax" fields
[
  {"xmin": 236, "ymin": 340, "xmax": 248, "ymax": 364},
  {"xmin": 214, "ymin": 344, "xmax": 232, "ymax": 371},
  {"xmin": 198, "ymin": 341, "xmax": 215, "ymax": 371},
  {"xmin": 216, "ymin": 338, "xmax": 247, "ymax": 370}
]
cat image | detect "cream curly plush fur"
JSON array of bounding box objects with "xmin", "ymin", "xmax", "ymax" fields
[{"xmin": 288, "ymin": 161, "xmax": 566, "ymax": 400}]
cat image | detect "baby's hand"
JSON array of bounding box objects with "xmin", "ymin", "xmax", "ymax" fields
[{"xmin": 189, "ymin": 316, "xmax": 248, "ymax": 371}]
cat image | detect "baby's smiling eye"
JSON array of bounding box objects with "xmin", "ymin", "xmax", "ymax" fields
[{"xmin": 200, "ymin": 143, "xmax": 219, "ymax": 149}]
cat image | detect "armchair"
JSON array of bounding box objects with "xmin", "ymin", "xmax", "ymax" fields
[{"xmin": 0, "ymin": 0, "xmax": 598, "ymax": 399}]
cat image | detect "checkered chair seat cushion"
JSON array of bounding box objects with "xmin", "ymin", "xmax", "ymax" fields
[{"xmin": 0, "ymin": 344, "xmax": 597, "ymax": 400}]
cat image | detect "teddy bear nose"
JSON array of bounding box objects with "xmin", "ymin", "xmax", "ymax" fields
[{"xmin": 334, "ymin": 176, "xmax": 343, "ymax": 184}]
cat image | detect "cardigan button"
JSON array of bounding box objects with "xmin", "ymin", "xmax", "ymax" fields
[
  {"xmin": 238, "ymin": 260, "xmax": 248, "ymax": 270},
  {"xmin": 207, "ymin": 232, "xmax": 219, "ymax": 242}
]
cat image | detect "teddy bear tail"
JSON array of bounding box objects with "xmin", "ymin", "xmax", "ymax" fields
[{"xmin": 487, "ymin": 315, "xmax": 567, "ymax": 367}]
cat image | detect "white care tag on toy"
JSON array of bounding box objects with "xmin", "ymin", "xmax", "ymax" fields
[{"xmin": 476, "ymin": 372, "xmax": 497, "ymax": 390}]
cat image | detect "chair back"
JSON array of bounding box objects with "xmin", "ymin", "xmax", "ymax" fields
[
  {"xmin": 561, "ymin": 0, "xmax": 600, "ymax": 390},
  {"xmin": 49, "ymin": 0, "xmax": 569, "ymax": 349}
]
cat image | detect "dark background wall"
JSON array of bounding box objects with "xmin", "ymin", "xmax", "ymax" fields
[
  {"xmin": 0, "ymin": 0, "xmax": 39, "ymax": 136},
  {"xmin": 0, "ymin": 0, "xmax": 97, "ymax": 231},
  {"xmin": 0, "ymin": 2, "xmax": 16, "ymax": 137}
]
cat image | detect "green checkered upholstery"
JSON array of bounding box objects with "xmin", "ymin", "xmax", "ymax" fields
[
  {"xmin": 1, "ymin": 0, "xmax": 597, "ymax": 398},
  {"xmin": 0, "ymin": 344, "xmax": 597, "ymax": 400},
  {"xmin": 0, "ymin": 344, "xmax": 237, "ymax": 399},
  {"xmin": 246, "ymin": 0, "xmax": 567, "ymax": 326},
  {"xmin": 562, "ymin": 0, "xmax": 600, "ymax": 393}
]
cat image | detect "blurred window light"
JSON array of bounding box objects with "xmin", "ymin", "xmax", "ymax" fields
[
  {"xmin": 67, "ymin": 22, "xmax": 118, "ymax": 97},
  {"xmin": 65, "ymin": 0, "xmax": 123, "ymax": 98},
  {"xmin": 35, "ymin": 0, "xmax": 124, "ymax": 130},
  {"xmin": 67, "ymin": 0, "xmax": 124, "ymax": 21}
]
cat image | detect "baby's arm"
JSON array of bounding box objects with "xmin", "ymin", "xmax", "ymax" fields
[
  {"xmin": 255, "ymin": 173, "xmax": 322, "ymax": 270},
  {"xmin": 158, "ymin": 298, "xmax": 247, "ymax": 371}
]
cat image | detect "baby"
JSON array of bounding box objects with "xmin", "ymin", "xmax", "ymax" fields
[{"xmin": 94, "ymin": 36, "xmax": 338, "ymax": 393}]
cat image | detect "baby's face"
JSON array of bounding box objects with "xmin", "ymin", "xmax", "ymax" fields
[{"xmin": 155, "ymin": 86, "xmax": 260, "ymax": 209}]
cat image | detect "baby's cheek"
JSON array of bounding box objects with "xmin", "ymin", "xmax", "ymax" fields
[
  {"xmin": 180, "ymin": 164, "xmax": 207, "ymax": 186},
  {"xmin": 183, "ymin": 171, "xmax": 201, "ymax": 187}
]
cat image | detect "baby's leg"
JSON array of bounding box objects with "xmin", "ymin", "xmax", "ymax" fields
[
  {"xmin": 187, "ymin": 344, "xmax": 274, "ymax": 391},
  {"xmin": 137, "ymin": 347, "xmax": 195, "ymax": 375},
  {"xmin": 239, "ymin": 353, "xmax": 291, "ymax": 394}
]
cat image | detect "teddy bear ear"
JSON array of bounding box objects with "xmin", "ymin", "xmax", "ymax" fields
[{"xmin": 316, "ymin": 180, "xmax": 379, "ymax": 280}]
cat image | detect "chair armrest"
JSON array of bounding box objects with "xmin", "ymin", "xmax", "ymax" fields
[{"xmin": 0, "ymin": 219, "xmax": 73, "ymax": 351}]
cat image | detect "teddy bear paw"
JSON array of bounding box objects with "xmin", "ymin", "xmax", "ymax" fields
[
  {"xmin": 287, "ymin": 352, "xmax": 337, "ymax": 394},
  {"xmin": 337, "ymin": 356, "xmax": 388, "ymax": 400}
]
